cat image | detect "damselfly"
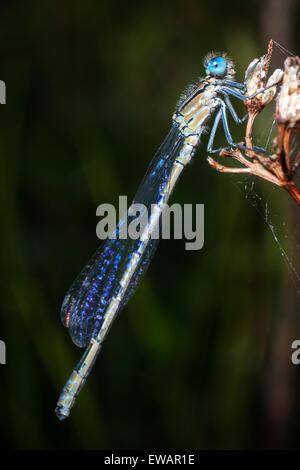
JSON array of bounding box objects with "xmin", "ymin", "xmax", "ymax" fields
[{"xmin": 55, "ymin": 49, "xmax": 276, "ymax": 420}]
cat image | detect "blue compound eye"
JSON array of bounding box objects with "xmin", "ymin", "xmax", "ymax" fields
[{"xmin": 207, "ymin": 56, "xmax": 227, "ymax": 76}]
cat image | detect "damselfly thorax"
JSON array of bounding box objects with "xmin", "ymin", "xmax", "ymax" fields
[{"xmin": 173, "ymin": 78, "xmax": 222, "ymax": 165}]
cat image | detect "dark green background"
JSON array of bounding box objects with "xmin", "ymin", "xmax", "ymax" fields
[{"xmin": 1, "ymin": 0, "xmax": 300, "ymax": 449}]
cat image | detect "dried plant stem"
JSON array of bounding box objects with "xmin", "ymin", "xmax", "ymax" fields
[{"xmin": 283, "ymin": 181, "xmax": 300, "ymax": 205}]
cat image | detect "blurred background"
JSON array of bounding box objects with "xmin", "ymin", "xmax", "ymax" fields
[{"xmin": 1, "ymin": 0, "xmax": 300, "ymax": 450}]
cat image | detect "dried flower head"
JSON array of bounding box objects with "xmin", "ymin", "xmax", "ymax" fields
[
  {"xmin": 244, "ymin": 41, "xmax": 283, "ymax": 113},
  {"xmin": 276, "ymin": 56, "xmax": 300, "ymax": 129}
]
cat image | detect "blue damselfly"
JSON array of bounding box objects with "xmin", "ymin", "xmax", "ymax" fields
[{"xmin": 55, "ymin": 47, "xmax": 280, "ymax": 420}]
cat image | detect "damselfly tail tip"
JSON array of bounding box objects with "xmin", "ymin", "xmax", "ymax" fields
[{"xmin": 55, "ymin": 404, "xmax": 70, "ymax": 421}]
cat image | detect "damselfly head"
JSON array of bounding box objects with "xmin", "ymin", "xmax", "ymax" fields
[{"xmin": 204, "ymin": 52, "xmax": 235, "ymax": 79}]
